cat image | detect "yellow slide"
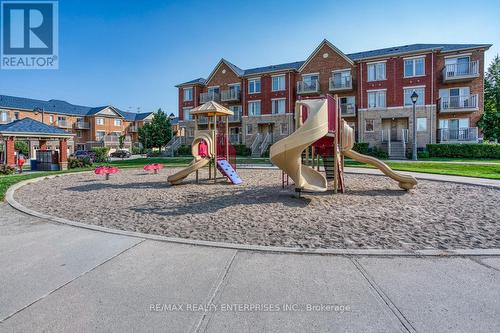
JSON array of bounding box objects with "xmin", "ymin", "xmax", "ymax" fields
[
  {"xmin": 167, "ymin": 131, "xmax": 214, "ymax": 185},
  {"xmin": 270, "ymin": 99, "xmax": 330, "ymax": 192}
]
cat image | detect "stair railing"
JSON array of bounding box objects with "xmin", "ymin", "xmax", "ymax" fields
[
  {"xmin": 259, "ymin": 133, "xmax": 271, "ymax": 156},
  {"xmin": 250, "ymin": 133, "xmax": 261, "ymax": 155}
]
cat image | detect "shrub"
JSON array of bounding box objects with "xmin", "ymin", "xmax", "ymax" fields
[
  {"xmin": 131, "ymin": 146, "xmax": 142, "ymax": 155},
  {"xmin": 0, "ymin": 165, "xmax": 16, "ymax": 175},
  {"xmin": 352, "ymin": 142, "xmax": 369, "ymax": 155},
  {"xmin": 146, "ymin": 149, "xmax": 161, "ymax": 157},
  {"xmin": 91, "ymin": 147, "xmax": 110, "ymax": 163},
  {"xmin": 367, "ymin": 146, "xmax": 388, "ymax": 159},
  {"xmin": 427, "ymin": 143, "xmax": 500, "ymax": 159},
  {"xmin": 68, "ymin": 156, "xmax": 92, "ymax": 169},
  {"xmin": 175, "ymin": 145, "xmax": 191, "ymax": 156},
  {"xmin": 233, "ymin": 144, "xmax": 251, "ymax": 156}
]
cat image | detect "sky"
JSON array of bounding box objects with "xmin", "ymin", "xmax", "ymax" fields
[{"xmin": 1, "ymin": 0, "xmax": 499, "ymax": 116}]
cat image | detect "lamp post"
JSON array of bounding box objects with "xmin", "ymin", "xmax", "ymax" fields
[{"xmin": 411, "ymin": 91, "xmax": 418, "ymax": 161}]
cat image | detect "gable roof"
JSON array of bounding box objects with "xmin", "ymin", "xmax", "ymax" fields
[
  {"xmin": 205, "ymin": 58, "xmax": 245, "ymax": 84},
  {"xmin": 0, "ymin": 94, "xmax": 154, "ymax": 121},
  {"xmin": 298, "ymin": 39, "xmax": 354, "ymax": 72},
  {"xmin": 0, "ymin": 118, "xmax": 74, "ymax": 137},
  {"xmin": 177, "ymin": 41, "xmax": 492, "ymax": 86}
]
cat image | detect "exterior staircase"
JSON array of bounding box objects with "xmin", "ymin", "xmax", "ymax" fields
[
  {"xmin": 388, "ymin": 141, "xmax": 407, "ymax": 159},
  {"xmin": 162, "ymin": 136, "xmax": 183, "ymax": 157},
  {"xmin": 250, "ymin": 133, "xmax": 262, "ymax": 157}
]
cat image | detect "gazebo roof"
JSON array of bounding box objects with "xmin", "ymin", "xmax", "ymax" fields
[
  {"xmin": 190, "ymin": 101, "xmax": 233, "ymax": 117},
  {"xmin": 0, "ymin": 118, "xmax": 74, "ymax": 138}
]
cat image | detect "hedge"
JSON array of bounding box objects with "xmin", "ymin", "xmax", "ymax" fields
[
  {"xmin": 233, "ymin": 144, "xmax": 251, "ymax": 156},
  {"xmin": 427, "ymin": 144, "xmax": 500, "ymax": 159},
  {"xmin": 352, "ymin": 142, "xmax": 369, "ymax": 154}
]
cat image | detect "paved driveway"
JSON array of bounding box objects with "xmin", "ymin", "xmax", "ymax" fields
[{"xmin": 1, "ymin": 203, "xmax": 499, "ymax": 332}]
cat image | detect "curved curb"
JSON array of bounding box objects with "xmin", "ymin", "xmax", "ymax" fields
[{"xmin": 6, "ymin": 172, "xmax": 500, "ymax": 257}]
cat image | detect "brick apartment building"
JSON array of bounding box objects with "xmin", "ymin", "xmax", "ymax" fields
[
  {"xmin": 0, "ymin": 95, "xmax": 155, "ymax": 155},
  {"xmin": 176, "ymin": 39, "xmax": 491, "ymax": 158}
]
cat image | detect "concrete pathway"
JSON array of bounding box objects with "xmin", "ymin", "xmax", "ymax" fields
[{"xmin": 1, "ymin": 203, "xmax": 499, "ymax": 333}]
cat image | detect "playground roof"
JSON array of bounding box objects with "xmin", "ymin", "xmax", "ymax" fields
[{"xmin": 190, "ymin": 101, "xmax": 233, "ymax": 117}]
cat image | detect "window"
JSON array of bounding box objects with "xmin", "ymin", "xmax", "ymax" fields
[
  {"xmin": 228, "ymin": 83, "xmax": 240, "ymax": 93},
  {"xmin": 367, "ymin": 90, "xmax": 386, "ymax": 108},
  {"xmin": 365, "ymin": 119, "xmax": 374, "ymax": 132},
  {"xmin": 404, "ymin": 57, "xmax": 425, "ymax": 77},
  {"xmin": 367, "ymin": 62, "xmax": 386, "ymax": 81},
  {"xmin": 248, "ymin": 101, "xmax": 261, "ymax": 116},
  {"xmin": 439, "ymin": 87, "xmax": 470, "ymax": 108},
  {"xmin": 404, "ymin": 87, "xmax": 425, "ymax": 106},
  {"xmin": 445, "ymin": 56, "xmax": 471, "ymax": 76},
  {"xmin": 183, "ymin": 88, "xmax": 193, "ymax": 101},
  {"xmin": 340, "ymin": 96, "xmax": 355, "ymax": 115},
  {"xmin": 49, "ymin": 115, "xmax": 54, "ymax": 123},
  {"xmin": 182, "ymin": 107, "xmax": 192, "ymax": 121},
  {"xmin": 417, "ymin": 118, "xmax": 427, "ymax": 132},
  {"xmin": 0, "ymin": 111, "xmax": 8, "ymax": 122},
  {"xmin": 96, "ymin": 131, "xmax": 105, "ymax": 140},
  {"xmin": 229, "ymin": 105, "xmax": 242, "ymax": 117},
  {"xmin": 272, "ymin": 75, "xmax": 285, "ymax": 91},
  {"xmin": 271, "ymin": 99, "xmax": 286, "ymax": 114},
  {"xmin": 246, "ymin": 124, "xmax": 253, "ymax": 135},
  {"xmin": 96, "ymin": 117, "xmax": 104, "ymax": 125},
  {"xmin": 248, "ymin": 78, "xmax": 261, "ymax": 94},
  {"xmin": 280, "ymin": 122, "xmax": 289, "ymax": 135},
  {"xmin": 114, "ymin": 119, "xmax": 122, "ymax": 126},
  {"xmin": 14, "ymin": 112, "xmax": 20, "ymax": 120},
  {"xmin": 332, "ymin": 70, "xmax": 351, "ymax": 87}
]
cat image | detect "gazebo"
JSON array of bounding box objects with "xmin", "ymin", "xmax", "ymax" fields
[{"xmin": 0, "ymin": 118, "xmax": 74, "ymax": 170}]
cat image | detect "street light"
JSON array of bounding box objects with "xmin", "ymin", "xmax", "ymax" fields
[{"xmin": 411, "ymin": 91, "xmax": 418, "ymax": 161}]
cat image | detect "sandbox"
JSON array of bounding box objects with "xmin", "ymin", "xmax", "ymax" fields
[{"xmin": 14, "ymin": 168, "xmax": 500, "ymax": 250}]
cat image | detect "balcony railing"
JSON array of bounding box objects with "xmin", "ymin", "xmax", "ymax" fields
[
  {"xmin": 228, "ymin": 113, "xmax": 241, "ymax": 122},
  {"xmin": 439, "ymin": 94, "xmax": 478, "ymax": 112},
  {"xmin": 200, "ymin": 92, "xmax": 220, "ymax": 103},
  {"xmin": 56, "ymin": 120, "xmax": 71, "ymax": 128},
  {"xmin": 101, "ymin": 135, "xmax": 132, "ymax": 143},
  {"xmin": 229, "ymin": 133, "xmax": 242, "ymax": 144},
  {"xmin": 340, "ymin": 103, "xmax": 356, "ymax": 116},
  {"xmin": 329, "ymin": 76, "xmax": 352, "ymax": 91},
  {"xmin": 297, "ymin": 80, "xmax": 320, "ymax": 94},
  {"xmin": 128, "ymin": 125, "xmax": 139, "ymax": 132},
  {"xmin": 437, "ymin": 127, "xmax": 478, "ymax": 143},
  {"xmin": 442, "ymin": 60, "xmax": 479, "ymax": 82},
  {"xmin": 221, "ymin": 89, "xmax": 241, "ymax": 102},
  {"xmin": 74, "ymin": 121, "xmax": 89, "ymax": 129}
]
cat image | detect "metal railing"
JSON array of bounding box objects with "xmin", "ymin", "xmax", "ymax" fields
[
  {"xmin": 74, "ymin": 121, "xmax": 90, "ymax": 129},
  {"xmin": 442, "ymin": 60, "xmax": 479, "ymax": 81},
  {"xmin": 57, "ymin": 120, "xmax": 71, "ymax": 128},
  {"xmin": 221, "ymin": 89, "xmax": 241, "ymax": 102},
  {"xmin": 228, "ymin": 113, "xmax": 241, "ymax": 122},
  {"xmin": 438, "ymin": 127, "xmax": 478, "ymax": 142},
  {"xmin": 402, "ymin": 128, "xmax": 409, "ymax": 154},
  {"xmin": 164, "ymin": 136, "xmax": 183, "ymax": 156},
  {"xmin": 439, "ymin": 94, "xmax": 478, "ymax": 111},
  {"xmin": 229, "ymin": 133, "xmax": 242, "ymax": 144},
  {"xmin": 297, "ymin": 80, "xmax": 320, "ymax": 94},
  {"xmin": 102, "ymin": 135, "xmax": 132, "ymax": 143},
  {"xmin": 381, "ymin": 129, "xmax": 391, "ymax": 156},
  {"xmin": 200, "ymin": 92, "xmax": 220, "ymax": 103},
  {"xmin": 329, "ymin": 76, "xmax": 352, "ymax": 91},
  {"xmin": 259, "ymin": 133, "xmax": 271, "ymax": 156},
  {"xmin": 340, "ymin": 103, "xmax": 356, "ymax": 116},
  {"xmin": 128, "ymin": 125, "xmax": 139, "ymax": 132},
  {"xmin": 250, "ymin": 133, "xmax": 261, "ymax": 155}
]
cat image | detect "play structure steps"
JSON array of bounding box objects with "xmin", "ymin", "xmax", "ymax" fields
[
  {"xmin": 217, "ymin": 159, "xmax": 242, "ymax": 185},
  {"xmin": 323, "ymin": 156, "xmax": 335, "ymax": 180}
]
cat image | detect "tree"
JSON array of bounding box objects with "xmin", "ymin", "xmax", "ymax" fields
[
  {"xmin": 478, "ymin": 55, "xmax": 500, "ymax": 141},
  {"xmin": 138, "ymin": 109, "xmax": 172, "ymax": 150},
  {"xmin": 14, "ymin": 141, "xmax": 29, "ymax": 155},
  {"xmin": 118, "ymin": 134, "xmax": 126, "ymax": 150}
]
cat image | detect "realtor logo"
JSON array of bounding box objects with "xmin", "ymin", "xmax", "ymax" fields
[{"xmin": 1, "ymin": 0, "xmax": 58, "ymax": 69}]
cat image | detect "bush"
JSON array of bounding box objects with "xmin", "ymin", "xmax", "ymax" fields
[
  {"xmin": 418, "ymin": 150, "xmax": 430, "ymax": 159},
  {"xmin": 352, "ymin": 142, "xmax": 369, "ymax": 155},
  {"xmin": 131, "ymin": 146, "xmax": 143, "ymax": 155},
  {"xmin": 68, "ymin": 156, "xmax": 92, "ymax": 169},
  {"xmin": 427, "ymin": 143, "xmax": 500, "ymax": 159},
  {"xmin": 175, "ymin": 145, "xmax": 191, "ymax": 156},
  {"xmin": 146, "ymin": 149, "xmax": 161, "ymax": 157},
  {"xmin": 0, "ymin": 165, "xmax": 16, "ymax": 175},
  {"xmin": 91, "ymin": 147, "xmax": 110, "ymax": 163},
  {"xmin": 233, "ymin": 144, "xmax": 251, "ymax": 156},
  {"xmin": 367, "ymin": 146, "xmax": 388, "ymax": 159}
]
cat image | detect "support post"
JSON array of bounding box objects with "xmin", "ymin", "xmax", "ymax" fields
[
  {"xmin": 59, "ymin": 138, "xmax": 68, "ymax": 170},
  {"xmin": 5, "ymin": 137, "xmax": 15, "ymax": 167}
]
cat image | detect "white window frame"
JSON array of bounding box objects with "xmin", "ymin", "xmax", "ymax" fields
[
  {"xmin": 404, "ymin": 86, "xmax": 425, "ymax": 106},
  {"xmin": 96, "ymin": 117, "xmax": 104, "ymax": 125},
  {"xmin": 248, "ymin": 78, "xmax": 261, "ymax": 94},
  {"xmin": 417, "ymin": 117, "xmax": 427, "ymax": 132},
  {"xmin": 271, "ymin": 74, "xmax": 286, "ymax": 91},
  {"xmin": 248, "ymin": 100, "xmax": 261, "ymax": 116},
  {"xmin": 183, "ymin": 87, "xmax": 193, "ymax": 101},
  {"xmin": 182, "ymin": 107, "xmax": 192, "ymax": 121},
  {"xmin": 365, "ymin": 119, "xmax": 375, "ymax": 132},
  {"xmin": 280, "ymin": 122, "xmax": 289, "ymax": 135},
  {"xmin": 271, "ymin": 98, "xmax": 286, "ymax": 114},
  {"xmin": 367, "ymin": 89, "xmax": 387, "ymax": 109},
  {"xmin": 404, "ymin": 56, "xmax": 425, "ymax": 78},
  {"xmin": 96, "ymin": 131, "xmax": 105, "ymax": 140},
  {"xmin": 114, "ymin": 118, "xmax": 122, "ymax": 126},
  {"xmin": 367, "ymin": 61, "xmax": 386, "ymax": 81}
]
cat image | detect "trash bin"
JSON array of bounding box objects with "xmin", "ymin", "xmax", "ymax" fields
[{"xmin": 30, "ymin": 159, "xmax": 37, "ymax": 171}]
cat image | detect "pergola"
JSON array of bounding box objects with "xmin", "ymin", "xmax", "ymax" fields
[{"xmin": 0, "ymin": 118, "xmax": 74, "ymax": 170}]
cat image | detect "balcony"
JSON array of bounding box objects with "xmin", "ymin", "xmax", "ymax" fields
[
  {"xmin": 438, "ymin": 94, "xmax": 478, "ymax": 113},
  {"xmin": 442, "ymin": 60, "xmax": 479, "ymax": 82},
  {"xmin": 128, "ymin": 125, "xmax": 139, "ymax": 132},
  {"xmin": 437, "ymin": 127, "xmax": 478, "ymax": 143},
  {"xmin": 200, "ymin": 92, "xmax": 220, "ymax": 103},
  {"xmin": 329, "ymin": 76, "xmax": 352, "ymax": 91},
  {"xmin": 56, "ymin": 120, "xmax": 72, "ymax": 128},
  {"xmin": 74, "ymin": 121, "xmax": 90, "ymax": 129},
  {"xmin": 101, "ymin": 135, "xmax": 132, "ymax": 143},
  {"xmin": 221, "ymin": 89, "xmax": 241, "ymax": 102},
  {"xmin": 297, "ymin": 80, "xmax": 320, "ymax": 94},
  {"xmin": 340, "ymin": 103, "xmax": 356, "ymax": 117}
]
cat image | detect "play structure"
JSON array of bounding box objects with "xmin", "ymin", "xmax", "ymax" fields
[
  {"xmin": 270, "ymin": 95, "xmax": 417, "ymax": 193},
  {"xmin": 167, "ymin": 101, "xmax": 242, "ymax": 185}
]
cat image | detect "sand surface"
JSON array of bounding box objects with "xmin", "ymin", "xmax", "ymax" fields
[{"xmin": 14, "ymin": 168, "xmax": 500, "ymax": 249}]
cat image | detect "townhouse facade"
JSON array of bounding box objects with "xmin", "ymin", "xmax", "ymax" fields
[
  {"xmin": 0, "ymin": 95, "xmax": 154, "ymax": 154},
  {"xmin": 176, "ymin": 40, "xmax": 491, "ymax": 158}
]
